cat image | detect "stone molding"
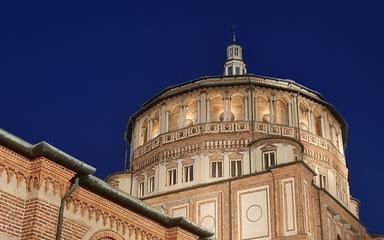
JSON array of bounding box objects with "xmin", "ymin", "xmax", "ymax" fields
[
  {"xmin": 0, "ymin": 145, "xmax": 75, "ymax": 198},
  {"xmin": 89, "ymin": 230, "xmax": 125, "ymax": 240}
]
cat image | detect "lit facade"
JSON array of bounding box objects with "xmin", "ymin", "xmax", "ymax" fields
[
  {"xmin": 107, "ymin": 39, "xmax": 381, "ymax": 240},
  {"xmin": 0, "ymin": 133, "xmax": 212, "ymax": 240}
]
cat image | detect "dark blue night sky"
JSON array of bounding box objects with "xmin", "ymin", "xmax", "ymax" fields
[{"xmin": 1, "ymin": 0, "xmax": 383, "ymax": 234}]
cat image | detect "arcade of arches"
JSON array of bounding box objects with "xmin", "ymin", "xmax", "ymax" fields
[{"xmin": 135, "ymin": 90, "xmax": 344, "ymax": 155}]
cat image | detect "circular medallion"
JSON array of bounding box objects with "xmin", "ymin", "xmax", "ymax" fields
[
  {"xmin": 246, "ymin": 205, "xmax": 262, "ymax": 222},
  {"xmin": 201, "ymin": 215, "xmax": 215, "ymax": 230}
]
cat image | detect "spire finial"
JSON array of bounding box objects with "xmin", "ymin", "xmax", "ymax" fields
[{"xmin": 232, "ymin": 25, "xmax": 236, "ymax": 42}]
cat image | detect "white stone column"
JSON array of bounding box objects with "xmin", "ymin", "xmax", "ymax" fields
[
  {"xmin": 197, "ymin": 100, "xmax": 201, "ymax": 124},
  {"xmin": 165, "ymin": 111, "xmax": 169, "ymax": 132},
  {"xmin": 183, "ymin": 105, "xmax": 187, "ymax": 126},
  {"xmin": 131, "ymin": 177, "xmax": 138, "ymax": 197},
  {"xmin": 323, "ymin": 112, "xmax": 330, "ymax": 139},
  {"xmin": 154, "ymin": 165, "xmax": 159, "ymax": 193},
  {"xmin": 268, "ymin": 97, "xmax": 274, "ymax": 123},
  {"xmin": 146, "ymin": 118, "xmax": 151, "ymax": 141},
  {"xmin": 327, "ymin": 169, "xmax": 336, "ymax": 196},
  {"xmin": 177, "ymin": 160, "xmax": 182, "ymax": 185},
  {"xmin": 143, "ymin": 174, "xmax": 148, "ymax": 196},
  {"xmin": 223, "ymin": 153, "xmax": 229, "ymax": 178},
  {"xmin": 180, "ymin": 105, "xmax": 186, "ymax": 128},
  {"xmin": 320, "ymin": 116, "xmax": 326, "ymax": 137},
  {"xmin": 346, "ymin": 183, "xmax": 351, "ymax": 207},
  {"xmin": 244, "ymin": 96, "xmax": 249, "ymax": 120},
  {"xmin": 337, "ymin": 133, "xmax": 344, "ymax": 155},
  {"xmin": 288, "ymin": 101, "xmax": 293, "ymax": 126},
  {"xmin": 200, "ymin": 92, "xmax": 207, "ymax": 122},
  {"xmin": 195, "ymin": 156, "xmax": 201, "ymax": 183},
  {"xmin": 247, "ymin": 89, "xmax": 253, "ymax": 120},
  {"xmin": 158, "ymin": 110, "xmax": 162, "ymax": 135},
  {"xmin": 160, "ymin": 105, "xmax": 166, "ymax": 134},
  {"xmin": 178, "ymin": 106, "xmax": 182, "ymax": 129},
  {"xmin": 331, "ymin": 125, "xmax": 336, "ymax": 144},
  {"xmin": 206, "ymin": 99, "xmax": 211, "ymax": 122},
  {"xmin": 200, "ymin": 155, "xmax": 210, "ymax": 182},
  {"xmin": 243, "ymin": 151, "xmax": 251, "ymax": 174},
  {"xmin": 253, "ymin": 95, "xmax": 258, "ymax": 121},
  {"xmin": 224, "ymin": 97, "xmax": 229, "ymax": 121},
  {"xmin": 228, "ymin": 97, "xmax": 232, "ymax": 121},
  {"xmin": 314, "ymin": 165, "xmax": 319, "ymax": 186},
  {"xmin": 134, "ymin": 123, "xmax": 139, "ymax": 148},
  {"xmin": 291, "ymin": 96, "xmax": 297, "ymax": 126},
  {"xmin": 307, "ymin": 110, "xmax": 312, "ymax": 132}
]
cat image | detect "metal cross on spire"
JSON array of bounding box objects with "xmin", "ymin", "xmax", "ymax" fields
[{"xmin": 232, "ymin": 25, "xmax": 236, "ymax": 42}]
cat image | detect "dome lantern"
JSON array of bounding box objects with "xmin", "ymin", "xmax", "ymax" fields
[{"xmin": 223, "ymin": 29, "xmax": 247, "ymax": 76}]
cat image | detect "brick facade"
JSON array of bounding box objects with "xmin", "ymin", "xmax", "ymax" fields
[
  {"xmin": 143, "ymin": 162, "xmax": 372, "ymax": 240},
  {"xmin": 0, "ymin": 130, "xmax": 212, "ymax": 240},
  {"xmin": 0, "ymin": 191, "xmax": 24, "ymax": 239}
]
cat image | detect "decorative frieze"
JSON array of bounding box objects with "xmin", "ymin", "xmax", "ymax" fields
[
  {"xmin": 175, "ymin": 129, "xmax": 188, "ymax": 140},
  {"xmin": 255, "ymin": 123, "xmax": 268, "ymax": 133},
  {"xmin": 303, "ymin": 148, "xmax": 331, "ymax": 164},
  {"xmin": 0, "ymin": 148, "xmax": 74, "ymax": 198},
  {"xmin": 281, "ymin": 127, "xmax": 295, "ymax": 137},
  {"xmin": 220, "ymin": 123, "xmax": 235, "ymax": 132},
  {"xmin": 133, "ymin": 121, "xmax": 337, "ymax": 162},
  {"xmin": 206, "ymin": 124, "xmax": 220, "ymax": 133},
  {"xmin": 163, "ymin": 144, "xmax": 200, "ymax": 159},
  {"xmin": 235, "ymin": 122, "xmax": 249, "ymax": 132},
  {"xmin": 188, "ymin": 126, "xmax": 200, "ymax": 136},
  {"xmin": 204, "ymin": 139, "xmax": 249, "ymax": 150}
]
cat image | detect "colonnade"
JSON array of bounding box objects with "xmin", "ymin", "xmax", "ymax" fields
[{"xmin": 133, "ymin": 89, "xmax": 344, "ymax": 154}]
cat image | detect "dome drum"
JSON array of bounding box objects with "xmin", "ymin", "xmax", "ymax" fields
[
  {"xmin": 126, "ymin": 75, "xmax": 347, "ymax": 148},
  {"xmin": 119, "ymin": 77, "xmax": 352, "ymax": 212}
]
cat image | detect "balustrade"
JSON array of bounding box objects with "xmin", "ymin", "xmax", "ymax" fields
[{"xmin": 133, "ymin": 120, "xmax": 343, "ymax": 161}]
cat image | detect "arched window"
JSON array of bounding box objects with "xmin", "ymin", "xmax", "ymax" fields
[
  {"xmin": 210, "ymin": 96, "xmax": 224, "ymax": 122},
  {"xmin": 313, "ymin": 109, "xmax": 323, "ymax": 137},
  {"xmin": 89, "ymin": 230, "xmax": 124, "ymax": 240},
  {"xmin": 140, "ymin": 120, "xmax": 148, "ymax": 145},
  {"xmin": 151, "ymin": 111, "xmax": 159, "ymax": 138},
  {"xmin": 231, "ymin": 94, "xmax": 244, "ymax": 121},
  {"xmin": 275, "ymin": 99, "xmax": 288, "ymax": 125},
  {"xmin": 336, "ymin": 234, "xmax": 342, "ymax": 240},
  {"xmin": 299, "ymin": 103, "xmax": 309, "ymax": 130},
  {"xmin": 335, "ymin": 132, "xmax": 340, "ymax": 149},
  {"xmin": 257, "ymin": 96, "xmax": 269, "ymax": 122},
  {"xmin": 169, "ymin": 105, "xmax": 181, "ymax": 131},
  {"xmin": 186, "ymin": 100, "xmax": 198, "ymax": 126}
]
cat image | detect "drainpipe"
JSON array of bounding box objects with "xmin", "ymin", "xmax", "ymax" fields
[
  {"xmin": 317, "ymin": 188, "xmax": 324, "ymax": 240},
  {"xmin": 55, "ymin": 176, "xmax": 80, "ymax": 240}
]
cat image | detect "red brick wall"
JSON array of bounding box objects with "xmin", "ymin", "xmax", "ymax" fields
[
  {"xmin": 20, "ymin": 199, "xmax": 59, "ymax": 240},
  {"xmin": 0, "ymin": 191, "xmax": 25, "ymax": 239},
  {"xmin": 62, "ymin": 218, "xmax": 88, "ymax": 240},
  {"xmin": 0, "ymin": 143, "xmax": 201, "ymax": 240}
]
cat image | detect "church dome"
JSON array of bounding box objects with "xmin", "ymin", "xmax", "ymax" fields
[{"xmin": 109, "ymin": 37, "xmax": 351, "ymax": 219}]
